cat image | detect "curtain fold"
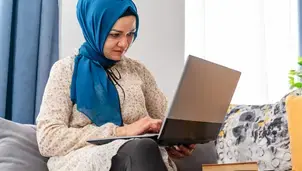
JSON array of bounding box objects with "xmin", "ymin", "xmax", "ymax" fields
[{"xmin": 0, "ymin": 0, "xmax": 59, "ymax": 124}]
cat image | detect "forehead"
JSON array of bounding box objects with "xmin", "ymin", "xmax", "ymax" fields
[{"xmin": 111, "ymin": 16, "xmax": 136, "ymax": 30}]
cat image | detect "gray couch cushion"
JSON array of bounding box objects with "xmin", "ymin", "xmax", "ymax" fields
[
  {"xmin": 174, "ymin": 141, "xmax": 218, "ymax": 171},
  {"xmin": 0, "ymin": 118, "xmax": 48, "ymax": 171}
]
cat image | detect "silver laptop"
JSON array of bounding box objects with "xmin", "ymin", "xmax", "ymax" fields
[{"xmin": 87, "ymin": 55, "xmax": 241, "ymax": 146}]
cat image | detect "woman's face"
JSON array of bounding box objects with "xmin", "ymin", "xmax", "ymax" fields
[{"xmin": 103, "ymin": 15, "xmax": 136, "ymax": 61}]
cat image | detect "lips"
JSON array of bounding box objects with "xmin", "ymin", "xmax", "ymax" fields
[{"xmin": 113, "ymin": 50, "xmax": 123, "ymax": 53}]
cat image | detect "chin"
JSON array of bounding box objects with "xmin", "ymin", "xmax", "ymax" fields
[{"xmin": 110, "ymin": 55, "xmax": 122, "ymax": 61}]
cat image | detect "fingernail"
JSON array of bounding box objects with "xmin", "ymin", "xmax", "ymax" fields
[{"xmin": 174, "ymin": 145, "xmax": 180, "ymax": 151}]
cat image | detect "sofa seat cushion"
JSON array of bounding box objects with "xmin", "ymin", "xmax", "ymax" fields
[
  {"xmin": 0, "ymin": 118, "xmax": 48, "ymax": 171},
  {"xmin": 216, "ymin": 89, "xmax": 302, "ymax": 171}
]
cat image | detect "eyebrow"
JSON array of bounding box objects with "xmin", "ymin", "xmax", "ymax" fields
[{"xmin": 111, "ymin": 29, "xmax": 136, "ymax": 33}]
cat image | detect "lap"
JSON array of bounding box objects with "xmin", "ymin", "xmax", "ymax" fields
[
  {"xmin": 47, "ymin": 138, "xmax": 177, "ymax": 171},
  {"xmin": 118, "ymin": 138, "xmax": 159, "ymax": 154},
  {"xmin": 47, "ymin": 140, "xmax": 128, "ymax": 171},
  {"xmin": 110, "ymin": 138, "xmax": 177, "ymax": 171}
]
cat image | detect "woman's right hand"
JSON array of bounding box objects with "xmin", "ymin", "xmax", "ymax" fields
[{"xmin": 116, "ymin": 116, "xmax": 162, "ymax": 136}]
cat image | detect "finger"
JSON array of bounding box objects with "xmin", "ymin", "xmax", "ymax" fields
[
  {"xmin": 179, "ymin": 145, "xmax": 192, "ymax": 156},
  {"xmin": 141, "ymin": 119, "xmax": 159, "ymax": 133},
  {"xmin": 142, "ymin": 121, "xmax": 151, "ymax": 129},
  {"xmin": 153, "ymin": 120, "xmax": 162, "ymax": 129},
  {"xmin": 148, "ymin": 124, "xmax": 160, "ymax": 133},
  {"xmin": 166, "ymin": 148, "xmax": 181, "ymax": 159},
  {"xmin": 189, "ymin": 144, "xmax": 196, "ymax": 149},
  {"xmin": 183, "ymin": 144, "xmax": 196, "ymax": 150},
  {"xmin": 150, "ymin": 119, "xmax": 162, "ymax": 125},
  {"xmin": 147, "ymin": 126, "xmax": 157, "ymax": 133},
  {"xmin": 166, "ymin": 147, "xmax": 185, "ymax": 159},
  {"xmin": 167, "ymin": 152, "xmax": 180, "ymax": 159},
  {"xmin": 173, "ymin": 145, "xmax": 181, "ymax": 151},
  {"xmin": 170, "ymin": 148, "xmax": 186, "ymax": 159},
  {"xmin": 139, "ymin": 120, "xmax": 153, "ymax": 134},
  {"xmin": 147, "ymin": 119, "xmax": 162, "ymax": 131},
  {"xmin": 151, "ymin": 120, "xmax": 162, "ymax": 128}
]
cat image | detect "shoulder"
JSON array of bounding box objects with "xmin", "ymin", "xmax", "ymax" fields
[
  {"xmin": 121, "ymin": 56, "xmax": 157, "ymax": 84},
  {"xmin": 121, "ymin": 56, "xmax": 149, "ymax": 73},
  {"xmin": 49, "ymin": 56, "xmax": 75, "ymax": 77}
]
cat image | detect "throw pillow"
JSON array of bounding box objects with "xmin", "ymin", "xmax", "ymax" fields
[
  {"xmin": 0, "ymin": 118, "xmax": 48, "ymax": 171},
  {"xmin": 216, "ymin": 89, "xmax": 302, "ymax": 171}
]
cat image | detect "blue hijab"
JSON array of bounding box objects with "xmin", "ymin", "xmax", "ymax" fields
[{"xmin": 71, "ymin": 0, "xmax": 139, "ymax": 126}]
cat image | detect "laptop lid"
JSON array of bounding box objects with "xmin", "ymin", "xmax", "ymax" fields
[{"xmin": 157, "ymin": 55, "xmax": 241, "ymax": 145}]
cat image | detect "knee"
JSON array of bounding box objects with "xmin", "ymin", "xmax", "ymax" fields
[
  {"xmin": 134, "ymin": 138, "xmax": 159, "ymax": 153},
  {"xmin": 113, "ymin": 139, "xmax": 166, "ymax": 171}
]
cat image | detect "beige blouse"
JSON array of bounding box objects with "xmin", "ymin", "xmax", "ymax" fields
[{"xmin": 36, "ymin": 55, "xmax": 177, "ymax": 171}]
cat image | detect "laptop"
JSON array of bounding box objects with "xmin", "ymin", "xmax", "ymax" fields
[{"xmin": 87, "ymin": 55, "xmax": 241, "ymax": 146}]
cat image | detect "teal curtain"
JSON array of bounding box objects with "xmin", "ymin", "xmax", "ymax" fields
[{"xmin": 0, "ymin": 0, "xmax": 59, "ymax": 124}]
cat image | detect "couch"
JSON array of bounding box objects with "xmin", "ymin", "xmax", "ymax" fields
[
  {"xmin": 0, "ymin": 118, "xmax": 217, "ymax": 171},
  {"xmin": 0, "ymin": 89, "xmax": 300, "ymax": 171}
]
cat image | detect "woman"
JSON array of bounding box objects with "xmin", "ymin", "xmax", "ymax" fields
[{"xmin": 36, "ymin": 0, "xmax": 195, "ymax": 170}]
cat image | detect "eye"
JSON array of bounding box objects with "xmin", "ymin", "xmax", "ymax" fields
[
  {"xmin": 109, "ymin": 33, "xmax": 120, "ymax": 38},
  {"xmin": 127, "ymin": 32, "xmax": 135, "ymax": 37}
]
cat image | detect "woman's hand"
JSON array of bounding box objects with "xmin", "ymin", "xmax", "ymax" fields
[
  {"xmin": 116, "ymin": 116, "xmax": 162, "ymax": 136},
  {"xmin": 166, "ymin": 144, "xmax": 196, "ymax": 159}
]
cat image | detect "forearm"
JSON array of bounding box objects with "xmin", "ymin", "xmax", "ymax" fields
[{"xmin": 36, "ymin": 119, "xmax": 117, "ymax": 157}]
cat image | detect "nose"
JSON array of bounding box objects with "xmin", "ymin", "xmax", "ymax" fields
[{"xmin": 118, "ymin": 36, "xmax": 128, "ymax": 49}]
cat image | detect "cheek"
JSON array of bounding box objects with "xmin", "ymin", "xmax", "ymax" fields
[
  {"xmin": 103, "ymin": 40, "xmax": 116, "ymax": 55},
  {"xmin": 126, "ymin": 37, "xmax": 134, "ymax": 48}
]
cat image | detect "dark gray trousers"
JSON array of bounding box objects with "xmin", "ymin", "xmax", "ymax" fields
[{"xmin": 110, "ymin": 138, "xmax": 168, "ymax": 171}]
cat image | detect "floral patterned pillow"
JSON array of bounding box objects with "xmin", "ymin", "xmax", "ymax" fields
[{"xmin": 216, "ymin": 89, "xmax": 302, "ymax": 171}]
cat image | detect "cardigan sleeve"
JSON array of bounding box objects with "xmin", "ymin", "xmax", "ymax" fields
[
  {"xmin": 36, "ymin": 57, "xmax": 118, "ymax": 157},
  {"xmin": 133, "ymin": 60, "xmax": 168, "ymax": 120}
]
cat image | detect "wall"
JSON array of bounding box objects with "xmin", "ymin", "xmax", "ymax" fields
[{"xmin": 59, "ymin": 0, "xmax": 185, "ymax": 102}]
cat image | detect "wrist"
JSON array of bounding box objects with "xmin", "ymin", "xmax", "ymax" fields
[{"xmin": 116, "ymin": 126, "xmax": 127, "ymax": 136}]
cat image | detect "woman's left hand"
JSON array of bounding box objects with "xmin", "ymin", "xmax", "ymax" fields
[{"xmin": 166, "ymin": 144, "xmax": 196, "ymax": 159}]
